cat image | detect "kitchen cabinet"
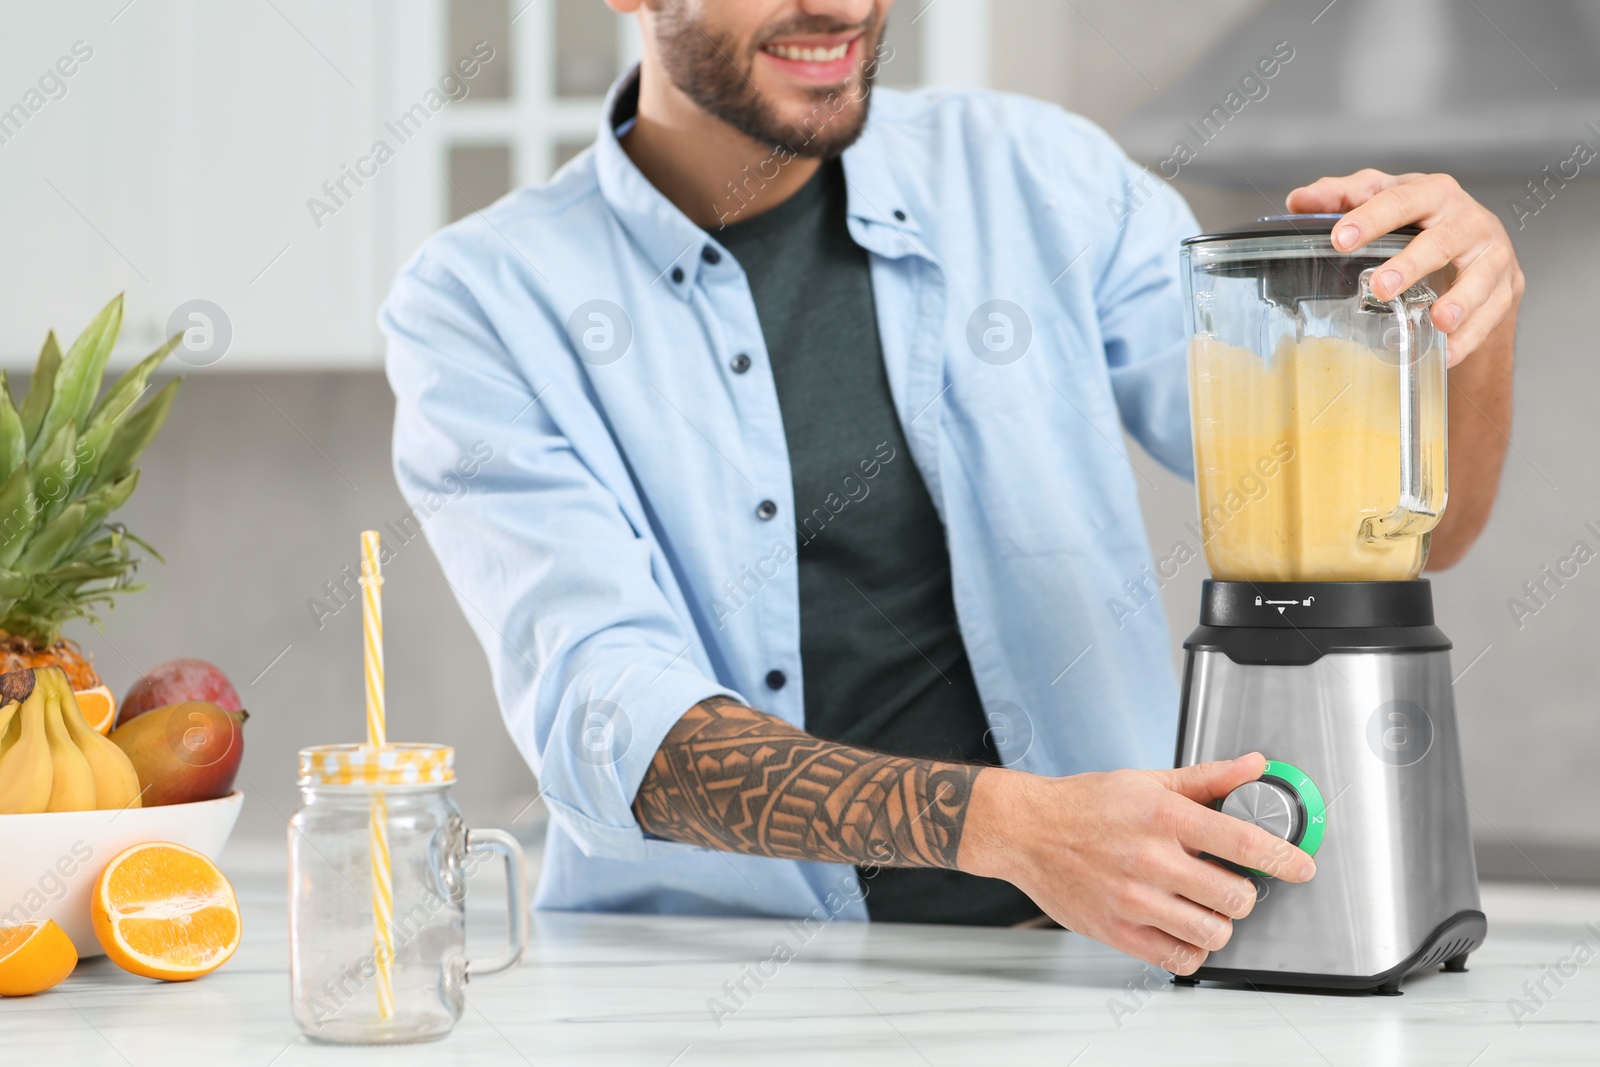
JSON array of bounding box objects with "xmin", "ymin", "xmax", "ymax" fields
[{"xmin": 0, "ymin": 1, "xmax": 391, "ymax": 369}]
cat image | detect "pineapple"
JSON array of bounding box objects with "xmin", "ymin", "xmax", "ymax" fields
[{"xmin": 0, "ymin": 295, "xmax": 180, "ymax": 690}]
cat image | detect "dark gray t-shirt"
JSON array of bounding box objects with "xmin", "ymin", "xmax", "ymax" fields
[{"xmin": 715, "ymin": 160, "xmax": 1038, "ymax": 926}]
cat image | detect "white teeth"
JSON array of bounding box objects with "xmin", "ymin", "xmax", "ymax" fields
[{"xmin": 765, "ymin": 42, "xmax": 849, "ymax": 62}]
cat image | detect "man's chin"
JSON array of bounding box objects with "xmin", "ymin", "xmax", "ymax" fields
[{"xmin": 766, "ymin": 93, "xmax": 872, "ymax": 159}]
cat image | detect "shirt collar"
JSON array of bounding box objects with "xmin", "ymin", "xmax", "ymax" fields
[
  {"xmin": 593, "ymin": 65, "xmax": 931, "ymax": 296},
  {"xmin": 838, "ymin": 117, "xmax": 920, "ymax": 234},
  {"xmin": 838, "ymin": 117, "xmax": 934, "ymax": 266},
  {"xmin": 594, "ymin": 68, "xmax": 712, "ymax": 300}
]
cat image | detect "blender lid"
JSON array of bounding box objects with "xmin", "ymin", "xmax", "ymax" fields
[{"xmin": 1182, "ymin": 213, "xmax": 1422, "ymax": 246}]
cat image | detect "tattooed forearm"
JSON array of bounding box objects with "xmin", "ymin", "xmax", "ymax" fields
[{"xmin": 632, "ymin": 697, "xmax": 982, "ymax": 869}]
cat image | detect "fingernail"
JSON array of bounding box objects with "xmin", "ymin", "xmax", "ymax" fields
[
  {"xmin": 1298, "ymin": 858, "xmax": 1317, "ymax": 880},
  {"xmin": 1379, "ymin": 269, "xmax": 1402, "ymax": 297},
  {"xmin": 1441, "ymin": 303, "xmax": 1462, "ymax": 329},
  {"xmin": 1334, "ymin": 224, "xmax": 1359, "ymax": 249}
]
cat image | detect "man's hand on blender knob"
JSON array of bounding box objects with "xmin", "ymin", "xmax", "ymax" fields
[{"xmin": 957, "ymin": 753, "xmax": 1316, "ymax": 974}]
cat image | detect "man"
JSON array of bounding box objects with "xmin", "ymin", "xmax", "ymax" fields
[{"xmin": 382, "ymin": 0, "xmax": 1517, "ymax": 975}]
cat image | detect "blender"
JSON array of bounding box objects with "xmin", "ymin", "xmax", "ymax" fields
[{"xmin": 1172, "ymin": 214, "xmax": 1483, "ymax": 994}]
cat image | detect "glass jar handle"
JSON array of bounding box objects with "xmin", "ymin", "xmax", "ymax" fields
[
  {"xmin": 1357, "ymin": 267, "xmax": 1441, "ymax": 542},
  {"xmin": 463, "ymin": 828, "xmax": 529, "ymax": 980}
]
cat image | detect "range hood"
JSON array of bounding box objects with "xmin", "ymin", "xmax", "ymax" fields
[{"xmin": 1117, "ymin": 0, "xmax": 1600, "ymax": 185}]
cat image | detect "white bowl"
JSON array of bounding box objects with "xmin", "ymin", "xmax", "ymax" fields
[{"xmin": 0, "ymin": 790, "xmax": 243, "ymax": 957}]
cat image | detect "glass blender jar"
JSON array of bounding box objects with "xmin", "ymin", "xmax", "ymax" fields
[{"xmin": 1182, "ymin": 214, "xmax": 1448, "ymax": 582}]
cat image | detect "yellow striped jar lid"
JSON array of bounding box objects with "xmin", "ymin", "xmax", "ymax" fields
[{"xmin": 298, "ymin": 743, "xmax": 456, "ymax": 787}]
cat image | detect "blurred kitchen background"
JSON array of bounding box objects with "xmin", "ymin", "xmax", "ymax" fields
[{"xmin": 0, "ymin": 0, "xmax": 1594, "ymax": 882}]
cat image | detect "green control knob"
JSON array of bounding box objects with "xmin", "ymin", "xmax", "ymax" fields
[{"xmin": 1217, "ymin": 759, "xmax": 1326, "ymax": 875}]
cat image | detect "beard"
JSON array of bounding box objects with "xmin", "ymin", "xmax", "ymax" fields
[{"xmin": 648, "ymin": 5, "xmax": 884, "ymax": 160}]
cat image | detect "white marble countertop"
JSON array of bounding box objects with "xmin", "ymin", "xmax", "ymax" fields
[{"xmin": 8, "ymin": 845, "xmax": 1600, "ymax": 1066}]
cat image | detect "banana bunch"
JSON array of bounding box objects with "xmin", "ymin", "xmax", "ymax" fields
[{"xmin": 0, "ymin": 667, "xmax": 141, "ymax": 813}]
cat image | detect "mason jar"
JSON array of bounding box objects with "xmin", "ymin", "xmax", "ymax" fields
[{"xmin": 288, "ymin": 743, "xmax": 528, "ymax": 1044}]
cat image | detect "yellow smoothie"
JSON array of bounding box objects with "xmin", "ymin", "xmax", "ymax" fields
[{"xmin": 1189, "ymin": 334, "xmax": 1439, "ymax": 582}]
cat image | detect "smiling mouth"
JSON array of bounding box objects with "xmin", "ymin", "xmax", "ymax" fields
[{"xmin": 761, "ymin": 40, "xmax": 853, "ymax": 63}]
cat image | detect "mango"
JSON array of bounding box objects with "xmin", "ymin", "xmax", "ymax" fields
[
  {"xmin": 118, "ymin": 658, "xmax": 242, "ymax": 728},
  {"xmin": 108, "ymin": 700, "xmax": 247, "ymax": 807}
]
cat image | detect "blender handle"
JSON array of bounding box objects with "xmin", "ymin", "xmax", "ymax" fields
[
  {"xmin": 1358, "ymin": 267, "xmax": 1440, "ymax": 542},
  {"xmin": 463, "ymin": 828, "xmax": 529, "ymax": 980}
]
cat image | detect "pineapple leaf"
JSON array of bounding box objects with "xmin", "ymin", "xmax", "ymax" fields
[
  {"xmin": 87, "ymin": 332, "xmax": 180, "ymax": 428},
  {"xmin": 0, "ymin": 611, "xmax": 61, "ymax": 643},
  {"xmin": 38, "ymin": 561, "xmax": 133, "ymax": 583},
  {"xmin": 19, "ymin": 332, "xmax": 62, "ymax": 449},
  {"xmin": 0, "ymin": 373, "xmax": 24, "ymax": 478},
  {"xmin": 44, "ymin": 294, "xmax": 123, "ymax": 452},
  {"xmin": 14, "ymin": 501, "xmax": 87, "ymax": 574},
  {"xmin": 114, "ymin": 524, "xmax": 164, "ymax": 564},
  {"xmin": 31, "ymin": 421, "xmax": 77, "ymax": 528},
  {"xmin": 90, "ymin": 377, "xmax": 179, "ymax": 492},
  {"xmin": 76, "ymin": 334, "xmax": 180, "ymax": 493},
  {"xmin": 0, "ymin": 570, "xmax": 34, "ymax": 598},
  {"xmin": 0, "ymin": 464, "xmax": 36, "ymax": 570},
  {"xmin": 68, "ymin": 471, "xmax": 137, "ymax": 555}
]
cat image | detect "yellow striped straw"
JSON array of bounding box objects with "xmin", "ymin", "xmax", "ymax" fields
[
  {"xmin": 370, "ymin": 790, "xmax": 394, "ymax": 1019},
  {"xmin": 362, "ymin": 529, "xmax": 386, "ymax": 748},
  {"xmin": 361, "ymin": 530, "xmax": 395, "ymax": 1021}
]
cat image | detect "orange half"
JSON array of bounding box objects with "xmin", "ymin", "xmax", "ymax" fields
[
  {"xmin": 74, "ymin": 685, "xmax": 116, "ymax": 735},
  {"xmin": 91, "ymin": 842, "xmax": 241, "ymax": 982},
  {"xmin": 0, "ymin": 919, "xmax": 78, "ymax": 996}
]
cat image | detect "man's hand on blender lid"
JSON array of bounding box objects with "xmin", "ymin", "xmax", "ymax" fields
[
  {"xmin": 1286, "ymin": 169, "xmax": 1525, "ymax": 366},
  {"xmin": 959, "ymin": 753, "xmax": 1315, "ymax": 976}
]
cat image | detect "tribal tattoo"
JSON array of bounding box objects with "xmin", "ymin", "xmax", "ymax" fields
[{"xmin": 632, "ymin": 697, "xmax": 982, "ymax": 869}]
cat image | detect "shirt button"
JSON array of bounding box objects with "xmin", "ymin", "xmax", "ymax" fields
[
  {"xmin": 765, "ymin": 670, "xmax": 787, "ymax": 690},
  {"xmin": 671, "ymin": 266, "xmax": 685, "ymax": 284},
  {"xmin": 701, "ymin": 246, "xmax": 722, "ymax": 265},
  {"xmin": 893, "ymin": 209, "xmax": 907, "ymax": 221},
  {"xmin": 756, "ymin": 499, "xmax": 778, "ymax": 520},
  {"xmin": 730, "ymin": 353, "xmax": 751, "ymax": 374}
]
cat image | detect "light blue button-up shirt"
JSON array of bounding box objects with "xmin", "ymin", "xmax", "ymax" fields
[{"xmin": 382, "ymin": 69, "xmax": 1201, "ymax": 921}]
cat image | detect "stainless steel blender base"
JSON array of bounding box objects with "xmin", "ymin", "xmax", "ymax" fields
[{"xmin": 1175, "ymin": 646, "xmax": 1483, "ymax": 993}]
